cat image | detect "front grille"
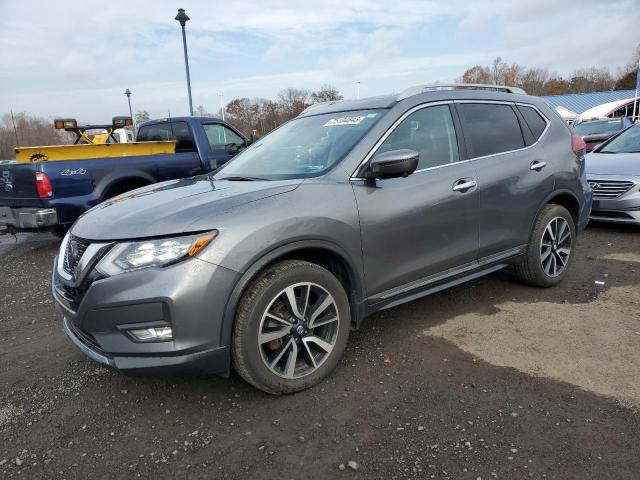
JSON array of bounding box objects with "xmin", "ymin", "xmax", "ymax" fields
[
  {"xmin": 63, "ymin": 236, "xmax": 91, "ymax": 276},
  {"xmin": 588, "ymin": 180, "xmax": 635, "ymax": 199}
]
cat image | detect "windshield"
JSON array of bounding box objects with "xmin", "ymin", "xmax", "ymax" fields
[
  {"xmin": 215, "ymin": 109, "xmax": 385, "ymax": 180},
  {"xmin": 600, "ymin": 124, "xmax": 640, "ymax": 154},
  {"xmin": 573, "ymin": 119, "xmax": 621, "ymax": 136}
]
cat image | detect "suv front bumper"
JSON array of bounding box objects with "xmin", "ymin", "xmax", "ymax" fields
[
  {"xmin": 52, "ymin": 254, "xmax": 240, "ymax": 375},
  {"xmin": 0, "ymin": 206, "xmax": 58, "ymax": 229}
]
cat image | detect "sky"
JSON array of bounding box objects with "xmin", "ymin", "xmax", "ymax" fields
[{"xmin": 0, "ymin": 0, "xmax": 637, "ymax": 123}]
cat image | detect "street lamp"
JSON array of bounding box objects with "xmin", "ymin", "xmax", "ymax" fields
[
  {"xmin": 175, "ymin": 8, "xmax": 194, "ymax": 116},
  {"xmin": 124, "ymin": 88, "xmax": 133, "ymax": 118}
]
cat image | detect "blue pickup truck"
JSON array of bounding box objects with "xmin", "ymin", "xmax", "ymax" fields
[{"xmin": 0, "ymin": 117, "xmax": 248, "ymax": 235}]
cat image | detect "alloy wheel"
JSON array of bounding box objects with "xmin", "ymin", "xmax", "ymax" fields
[
  {"xmin": 258, "ymin": 282, "xmax": 340, "ymax": 379},
  {"xmin": 540, "ymin": 216, "xmax": 572, "ymax": 277}
]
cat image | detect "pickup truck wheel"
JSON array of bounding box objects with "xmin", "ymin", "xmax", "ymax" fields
[
  {"xmin": 232, "ymin": 260, "xmax": 350, "ymax": 395},
  {"xmin": 514, "ymin": 204, "xmax": 575, "ymax": 287},
  {"xmin": 52, "ymin": 225, "xmax": 69, "ymax": 238}
]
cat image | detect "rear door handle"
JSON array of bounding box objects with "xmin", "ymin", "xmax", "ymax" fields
[
  {"xmin": 530, "ymin": 160, "xmax": 547, "ymax": 171},
  {"xmin": 452, "ymin": 179, "xmax": 477, "ymax": 192}
]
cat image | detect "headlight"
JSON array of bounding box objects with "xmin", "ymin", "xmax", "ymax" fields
[{"xmin": 95, "ymin": 231, "xmax": 217, "ymax": 276}]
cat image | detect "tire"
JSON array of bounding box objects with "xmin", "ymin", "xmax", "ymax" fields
[
  {"xmin": 52, "ymin": 224, "xmax": 70, "ymax": 238},
  {"xmin": 232, "ymin": 260, "xmax": 351, "ymax": 394},
  {"xmin": 515, "ymin": 204, "xmax": 576, "ymax": 287}
]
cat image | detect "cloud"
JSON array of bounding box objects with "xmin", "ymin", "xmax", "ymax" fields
[{"xmin": 0, "ymin": 0, "xmax": 637, "ymax": 120}]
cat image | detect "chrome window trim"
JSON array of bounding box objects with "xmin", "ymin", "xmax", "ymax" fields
[{"xmin": 350, "ymin": 100, "xmax": 551, "ymax": 180}]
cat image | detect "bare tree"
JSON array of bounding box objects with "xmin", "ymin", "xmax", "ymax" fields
[
  {"xmin": 0, "ymin": 112, "xmax": 70, "ymax": 160},
  {"xmin": 310, "ymin": 84, "xmax": 344, "ymax": 103},
  {"xmin": 277, "ymin": 88, "xmax": 310, "ymax": 118}
]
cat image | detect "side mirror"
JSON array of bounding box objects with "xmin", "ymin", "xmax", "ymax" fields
[{"xmin": 366, "ymin": 149, "xmax": 419, "ymax": 180}]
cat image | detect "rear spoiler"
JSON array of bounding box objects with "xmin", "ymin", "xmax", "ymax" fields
[{"xmin": 54, "ymin": 116, "xmax": 133, "ymax": 144}]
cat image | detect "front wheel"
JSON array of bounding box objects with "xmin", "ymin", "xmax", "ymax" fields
[
  {"xmin": 232, "ymin": 260, "xmax": 351, "ymax": 394},
  {"xmin": 514, "ymin": 204, "xmax": 576, "ymax": 287}
]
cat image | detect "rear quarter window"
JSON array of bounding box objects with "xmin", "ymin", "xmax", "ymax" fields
[
  {"xmin": 137, "ymin": 122, "xmax": 195, "ymax": 151},
  {"xmin": 517, "ymin": 105, "xmax": 548, "ymax": 140},
  {"xmin": 458, "ymin": 103, "xmax": 525, "ymax": 158}
]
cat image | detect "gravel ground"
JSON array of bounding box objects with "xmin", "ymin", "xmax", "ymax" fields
[{"xmin": 0, "ymin": 224, "xmax": 639, "ymax": 479}]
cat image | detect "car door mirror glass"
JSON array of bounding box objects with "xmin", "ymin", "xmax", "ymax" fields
[{"xmin": 367, "ymin": 149, "xmax": 419, "ymax": 179}]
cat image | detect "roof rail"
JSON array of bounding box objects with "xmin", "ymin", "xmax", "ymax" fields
[{"xmin": 396, "ymin": 83, "xmax": 527, "ymax": 101}]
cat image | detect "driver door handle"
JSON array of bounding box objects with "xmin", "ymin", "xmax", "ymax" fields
[
  {"xmin": 452, "ymin": 179, "xmax": 477, "ymax": 192},
  {"xmin": 530, "ymin": 160, "xmax": 547, "ymax": 171}
]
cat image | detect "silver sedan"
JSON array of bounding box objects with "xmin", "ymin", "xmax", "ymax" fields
[{"xmin": 586, "ymin": 123, "xmax": 640, "ymax": 225}]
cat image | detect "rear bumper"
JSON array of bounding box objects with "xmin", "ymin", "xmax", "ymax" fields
[{"xmin": 0, "ymin": 206, "xmax": 58, "ymax": 229}]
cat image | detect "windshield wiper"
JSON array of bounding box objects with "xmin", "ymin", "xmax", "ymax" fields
[{"xmin": 217, "ymin": 176, "xmax": 270, "ymax": 181}]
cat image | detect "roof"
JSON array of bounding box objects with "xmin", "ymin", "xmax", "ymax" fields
[
  {"xmin": 542, "ymin": 90, "xmax": 635, "ymax": 115},
  {"xmin": 577, "ymin": 97, "xmax": 639, "ymax": 121},
  {"xmin": 300, "ymin": 88, "xmax": 536, "ymax": 117},
  {"xmin": 299, "ymin": 95, "xmax": 397, "ymax": 116},
  {"xmin": 554, "ymin": 105, "xmax": 578, "ymax": 120}
]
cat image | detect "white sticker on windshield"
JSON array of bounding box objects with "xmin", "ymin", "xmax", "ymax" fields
[{"xmin": 324, "ymin": 116, "xmax": 366, "ymax": 127}]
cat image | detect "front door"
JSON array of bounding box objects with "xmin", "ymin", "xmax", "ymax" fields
[{"xmin": 352, "ymin": 104, "xmax": 479, "ymax": 299}]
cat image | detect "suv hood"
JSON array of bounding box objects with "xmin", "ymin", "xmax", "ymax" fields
[
  {"xmin": 585, "ymin": 152, "xmax": 640, "ymax": 176},
  {"xmin": 71, "ymin": 176, "xmax": 302, "ymax": 240}
]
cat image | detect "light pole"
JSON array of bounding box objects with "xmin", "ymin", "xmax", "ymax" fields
[
  {"xmin": 356, "ymin": 81, "xmax": 361, "ymax": 99},
  {"xmin": 124, "ymin": 88, "xmax": 133, "ymax": 118},
  {"xmin": 219, "ymin": 93, "xmax": 225, "ymax": 120},
  {"xmin": 124, "ymin": 88, "xmax": 135, "ymax": 134},
  {"xmin": 175, "ymin": 8, "xmax": 194, "ymax": 116}
]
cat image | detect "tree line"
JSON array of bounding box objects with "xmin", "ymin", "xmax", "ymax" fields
[
  {"xmin": 458, "ymin": 46, "xmax": 639, "ymax": 96},
  {"xmin": 1, "ymin": 47, "xmax": 638, "ymax": 158}
]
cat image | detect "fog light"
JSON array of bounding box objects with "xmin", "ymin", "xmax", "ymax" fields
[{"xmin": 129, "ymin": 326, "xmax": 173, "ymax": 342}]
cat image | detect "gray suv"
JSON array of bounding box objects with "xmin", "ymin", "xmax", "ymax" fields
[{"xmin": 52, "ymin": 84, "xmax": 592, "ymax": 394}]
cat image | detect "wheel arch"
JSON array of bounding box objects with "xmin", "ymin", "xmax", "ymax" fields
[
  {"xmin": 219, "ymin": 240, "xmax": 366, "ymax": 348},
  {"xmin": 529, "ymin": 189, "xmax": 581, "ymax": 240},
  {"xmin": 96, "ymin": 172, "xmax": 156, "ymax": 201}
]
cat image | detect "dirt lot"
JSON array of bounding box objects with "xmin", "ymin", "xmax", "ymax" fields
[{"xmin": 0, "ymin": 224, "xmax": 639, "ymax": 479}]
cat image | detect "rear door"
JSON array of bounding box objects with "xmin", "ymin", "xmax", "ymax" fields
[
  {"xmin": 136, "ymin": 121, "xmax": 202, "ymax": 179},
  {"xmin": 456, "ymin": 101, "xmax": 554, "ymax": 258}
]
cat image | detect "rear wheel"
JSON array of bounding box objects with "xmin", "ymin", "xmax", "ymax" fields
[
  {"xmin": 232, "ymin": 260, "xmax": 350, "ymax": 394},
  {"xmin": 515, "ymin": 204, "xmax": 575, "ymax": 287}
]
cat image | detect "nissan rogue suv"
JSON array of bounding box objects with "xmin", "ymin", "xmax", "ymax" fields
[{"xmin": 52, "ymin": 84, "xmax": 592, "ymax": 394}]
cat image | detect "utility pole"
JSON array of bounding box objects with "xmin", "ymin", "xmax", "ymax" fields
[
  {"xmin": 356, "ymin": 81, "xmax": 361, "ymax": 99},
  {"xmin": 175, "ymin": 8, "xmax": 194, "ymax": 116}
]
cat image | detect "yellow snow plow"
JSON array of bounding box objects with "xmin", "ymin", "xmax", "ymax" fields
[{"xmin": 14, "ymin": 117, "xmax": 176, "ymax": 163}]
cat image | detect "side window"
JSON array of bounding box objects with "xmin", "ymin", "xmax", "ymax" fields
[
  {"xmin": 516, "ymin": 105, "xmax": 548, "ymax": 141},
  {"xmin": 377, "ymin": 105, "xmax": 459, "ymax": 170},
  {"xmin": 458, "ymin": 103, "xmax": 525, "ymax": 157},
  {"xmin": 203, "ymin": 124, "xmax": 245, "ymax": 150},
  {"xmin": 136, "ymin": 122, "xmax": 195, "ymax": 151}
]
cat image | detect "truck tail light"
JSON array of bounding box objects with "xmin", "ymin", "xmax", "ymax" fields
[{"xmin": 35, "ymin": 172, "xmax": 53, "ymax": 198}]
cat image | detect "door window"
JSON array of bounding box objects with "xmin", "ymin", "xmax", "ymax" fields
[
  {"xmin": 377, "ymin": 105, "xmax": 459, "ymax": 170},
  {"xmin": 458, "ymin": 103, "xmax": 525, "ymax": 158},
  {"xmin": 517, "ymin": 105, "xmax": 548, "ymax": 140},
  {"xmin": 203, "ymin": 124, "xmax": 245, "ymax": 150}
]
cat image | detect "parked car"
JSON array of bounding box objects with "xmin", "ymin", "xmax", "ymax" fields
[
  {"xmin": 52, "ymin": 84, "xmax": 592, "ymax": 394},
  {"xmin": 0, "ymin": 117, "xmax": 248, "ymax": 234},
  {"xmin": 586, "ymin": 123, "xmax": 640, "ymax": 224},
  {"xmin": 573, "ymin": 117, "xmax": 633, "ymax": 152}
]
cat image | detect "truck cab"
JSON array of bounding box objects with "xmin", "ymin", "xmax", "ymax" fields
[{"xmin": 0, "ymin": 116, "xmax": 248, "ymax": 233}]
